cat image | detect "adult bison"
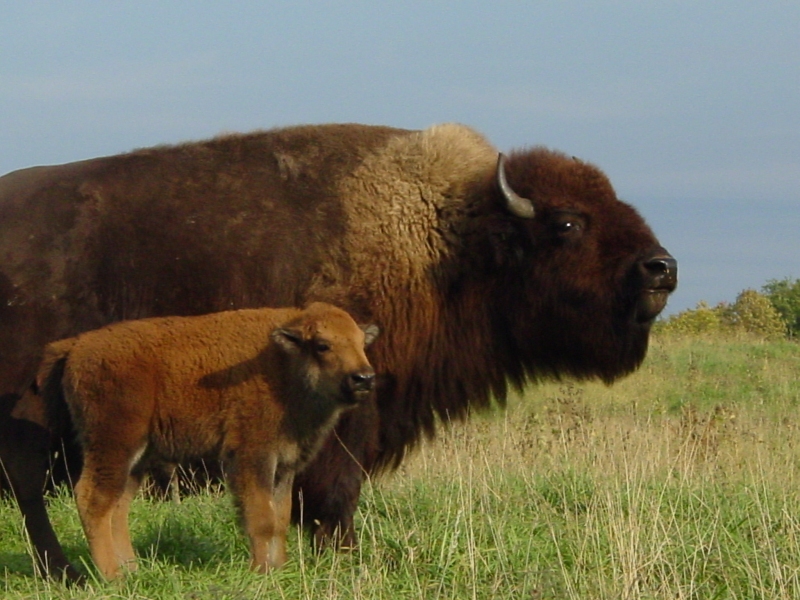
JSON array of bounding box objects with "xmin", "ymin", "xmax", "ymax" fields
[{"xmin": 0, "ymin": 122, "xmax": 676, "ymax": 580}]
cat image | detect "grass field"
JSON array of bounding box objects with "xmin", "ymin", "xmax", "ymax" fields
[{"xmin": 2, "ymin": 334, "xmax": 799, "ymax": 599}]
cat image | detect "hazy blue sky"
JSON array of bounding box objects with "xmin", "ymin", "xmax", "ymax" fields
[{"xmin": 2, "ymin": 2, "xmax": 798, "ymax": 314}]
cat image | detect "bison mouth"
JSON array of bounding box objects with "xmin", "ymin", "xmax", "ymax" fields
[
  {"xmin": 636, "ymin": 289, "xmax": 671, "ymax": 323},
  {"xmin": 634, "ymin": 251, "xmax": 678, "ymax": 323}
]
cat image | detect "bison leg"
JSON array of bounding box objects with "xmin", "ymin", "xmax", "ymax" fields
[
  {"xmin": 304, "ymin": 476, "xmax": 359, "ymax": 551},
  {"xmin": 74, "ymin": 456, "xmax": 137, "ymax": 580},
  {"xmin": 144, "ymin": 460, "xmax": 181, "ymax": 504},
  {"xmin": 292, "ymin": 406, "xmax": 379, "ymax": 550},
  {"xmin": 0, "ymin": 402, "xmax": 83, "ymax": 582}
]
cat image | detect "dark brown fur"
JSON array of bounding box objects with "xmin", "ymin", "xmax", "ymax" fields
[
  {"xmin": 32, "ymin": 302, "xmax": 377, "ymax": 579},
  {"xmin": 0, "ymin": 122, "xmax": 676, "ymax": 579}
]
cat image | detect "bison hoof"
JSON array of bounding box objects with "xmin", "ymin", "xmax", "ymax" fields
[{"xmin": 312, "ymin": 522, "xmax": 357, "ymax": 553}]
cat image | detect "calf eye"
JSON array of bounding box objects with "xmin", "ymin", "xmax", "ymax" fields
[{"xmin": 314, "ymin": 341, "xmax": 331, "ymax": 353}]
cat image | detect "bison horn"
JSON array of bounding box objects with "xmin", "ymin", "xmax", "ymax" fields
[{"xmin": 496, "ymin": 153, "xmax": 535, "ymax": 219}]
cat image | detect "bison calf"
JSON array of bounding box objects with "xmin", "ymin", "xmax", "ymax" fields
[{"xmin": 33, "ymin": 302, "xmax": 378, "ymax": 579}]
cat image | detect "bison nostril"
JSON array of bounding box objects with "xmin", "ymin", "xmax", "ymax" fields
[
  {"xmin": 645, "ymin": 256, "xmax": 676, "ymax": 274},
  {"xmin": 642, "ymin": 254, "xmax": 678, "ymax": 290}
]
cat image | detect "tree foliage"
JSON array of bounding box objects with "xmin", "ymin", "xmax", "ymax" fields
[{"xmin": 762, "ymin": 277, "xmax": 800, "ymax": 338}]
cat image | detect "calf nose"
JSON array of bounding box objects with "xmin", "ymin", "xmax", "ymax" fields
[{"xmin": 349, "ymin": 370, "xmax": 376, "ymax": 393}]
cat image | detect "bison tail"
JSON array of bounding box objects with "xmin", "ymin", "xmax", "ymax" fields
[
  {"xmin": 10, "ymin": 338, "xmax": 76, "ymax": 434},
  {"xmin": 38, "ymin": 354, "xmax": 73, "ymax": 440}
]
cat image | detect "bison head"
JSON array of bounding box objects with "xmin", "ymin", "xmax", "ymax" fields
[{"xmin": 487, "ymin": 151, "xmax": 677, "ymax": 384}]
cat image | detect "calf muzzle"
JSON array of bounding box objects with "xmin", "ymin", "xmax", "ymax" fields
[{"xmin": 342, "ymin": 369, "xmax": 376, "ymax": 404}]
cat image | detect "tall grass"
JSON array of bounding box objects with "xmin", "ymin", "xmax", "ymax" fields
[{"xmin": 1, "ymin": 334, "xmax": 799, "ymax": 598}]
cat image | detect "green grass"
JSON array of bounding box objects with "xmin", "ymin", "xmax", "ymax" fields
[{"xmin": 2, "ymin": 333, "xmax": 800, "ymax": 598}]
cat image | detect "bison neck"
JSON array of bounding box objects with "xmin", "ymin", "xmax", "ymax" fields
[{"xmin": 364, "ymin": 268, "xmax": 517, "ymax": 471}]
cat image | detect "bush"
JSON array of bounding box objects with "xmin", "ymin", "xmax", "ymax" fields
[
  {"xmin": 657, "ymin": 290, "xmax": 786, "ymax": 339},
  {"xmin": 656, "ymin": 301, "xmax": 723, "ymax": 336},
  {"xmin": 720, "ymin": 289, "xmax": 786, "ymax": 339},
  {"xmin": 762, "ymin": 277, "xmax": 800, "ymax": 338}
]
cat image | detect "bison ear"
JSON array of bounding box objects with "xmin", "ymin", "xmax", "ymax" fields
[
  {"xmin": 272, "ymin": 327, "xmax": 304, "ymax": 354},
  {"xmin": 360, "ymin": 324, "xmax": 380, "ymax": 347}
]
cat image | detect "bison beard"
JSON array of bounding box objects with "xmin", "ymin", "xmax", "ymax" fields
[{"xmin": 0, "ymin": 122, "xmax": 677, "ymax": 579}]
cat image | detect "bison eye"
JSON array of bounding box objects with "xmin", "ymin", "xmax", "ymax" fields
[
  {"xmin": 558, "ymin": 221, "xmax": 578, "ymax": 233},
  {"xmin": 314, "ymin": 341, "xmax": 331, "ymax": 353},
  {"xmin": 552, "ymin": 213, "xmax": 585, "ymax": 238}
]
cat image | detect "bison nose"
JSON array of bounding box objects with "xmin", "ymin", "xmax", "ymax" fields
[
  {"xmin": 636, "ymin": 248, "xmax": 678, "ymax": 323},
  {"xmin": 642, "ymin": 252, "xmax": 678, "ymax": 292}
]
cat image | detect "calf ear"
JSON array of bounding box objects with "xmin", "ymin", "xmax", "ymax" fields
[
  {"xmin": 272, "ymin": 327, "xmax": 304, "ymax": 354},
  {"xmin": 360, "ymin": 324, "xmax": 380, "ymax": 347}
]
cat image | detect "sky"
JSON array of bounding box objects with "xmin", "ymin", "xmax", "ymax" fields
[{"xmin": 1, "ymin": 2, "xmax": 798, "ymax": 315}]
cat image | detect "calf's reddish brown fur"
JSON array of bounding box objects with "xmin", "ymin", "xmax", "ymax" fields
[{"xmin": 33, "ymin": 302, "xmax": 377, "ymax": 579}]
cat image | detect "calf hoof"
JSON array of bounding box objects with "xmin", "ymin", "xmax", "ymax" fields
[
  {"xmin": 250, "ymin": 556, "xmax": 286, "ymax": 574},
  {"xmin": 121, "ymin": 557, "xmax": 139, "ymax": 574}
]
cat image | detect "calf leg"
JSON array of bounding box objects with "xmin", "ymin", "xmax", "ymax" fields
[
  {"xmin": 230, "ymin": 457, "xmax": 288, "ymax": 572},
  {"xmin": 74, "ymin": 455, "xmax": 136, "ymax": 580},
  {"xmin": 242, "ymin": 489, "xmax": 284, "ymax": 572},
  {"xmin": 109, "ymin": 473, "xmax": 143, "ymax": 571},
  {"xmin": 268, "ymin": 472, "xmax": 294, "ymax": 568}
]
